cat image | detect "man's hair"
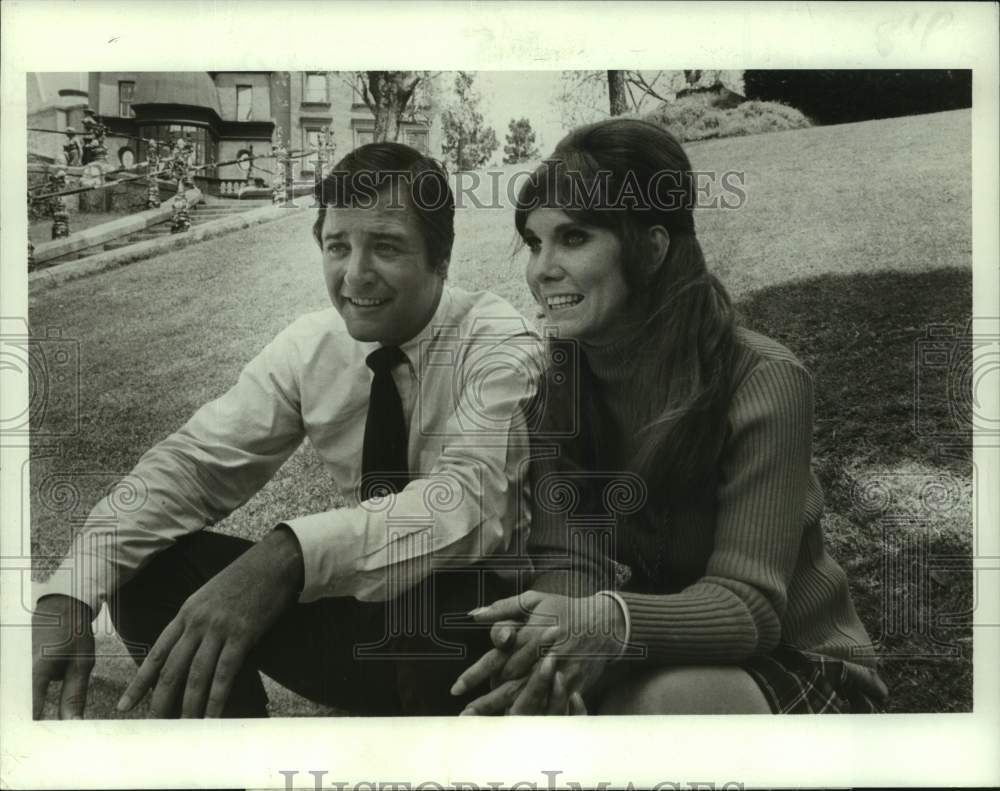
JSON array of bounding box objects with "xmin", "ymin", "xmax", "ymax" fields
[{"xmin": 312, "ymin": 142, "xmax": 455, "ymax": 276}]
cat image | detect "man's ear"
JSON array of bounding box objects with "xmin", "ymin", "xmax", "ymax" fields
[{"xmin": 647, "ymin": 225, "xmax": 671, "ymax": 273}]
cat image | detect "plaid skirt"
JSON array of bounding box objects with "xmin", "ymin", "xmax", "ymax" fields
[{"xmin": 741, "ymin": 644, "xmax": 885, "ymax": 713}]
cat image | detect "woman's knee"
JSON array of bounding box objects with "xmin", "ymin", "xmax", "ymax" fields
[{"xmin": 597, "ymin": 665, "xmax": 772, "ymax": 715}]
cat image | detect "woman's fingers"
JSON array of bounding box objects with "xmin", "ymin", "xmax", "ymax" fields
[
  {"xmin": 451, "ymin": 647, "xmax": 509, "ymax": 697},
  {"xmin": 569, "ymin": 691, "xmax": 588, "ymax": 715},
  {"xmin": 489, "ymin": 619, "xmax": 521, "ymax": 650},
  {"xmin": 469, "ymin": 590, "xmax": 544, "ymax": 624},
  {"xmin": 501, "ymin": 624, "xmax": 560, "ymax": 681},
  {"xmin": 547, "ymin": 670, "xmax": 569, "ymax": 715},
  {"xmin": 180, "ymin": 635, "xmax": 223, "ymax": 718},
  {"xmin": 460, "ymin": 678, "xmax": 527, "ymax": 716},
  {"xmin": 508, "ymin": 653, "xmax": 557, "ymax": 715}
]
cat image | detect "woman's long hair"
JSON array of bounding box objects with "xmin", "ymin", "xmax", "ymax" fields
[{"xmin": 515, "ymin": 119, "xmax": 737, "ymax": 511}]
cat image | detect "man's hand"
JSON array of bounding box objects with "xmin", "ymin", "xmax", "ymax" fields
[
  {"xmin": 32, "ymin": 594, "xmax": 96, "ymax": 719},
  {"xmin": 117, "ymin": 527, "xmax": 304, "ymax": 718}
]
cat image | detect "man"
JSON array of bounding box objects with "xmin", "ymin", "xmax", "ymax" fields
[{"xmin": 32, "ymin": 142, "xmax": 541, "ymax": 718}]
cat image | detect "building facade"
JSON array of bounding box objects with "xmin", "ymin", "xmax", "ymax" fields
[{"xmin": 28, "ymin": 71, "xmax": 439, "ymax": 187}]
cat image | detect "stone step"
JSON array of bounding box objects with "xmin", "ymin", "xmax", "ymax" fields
[{"xmin": 37, "ymin": 202, "xmax": 276, "ymax": 266}]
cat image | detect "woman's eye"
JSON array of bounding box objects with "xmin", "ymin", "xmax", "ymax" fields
[
  {"xmin": 563, "ymin": 229, "xmax": 588, "ymax": 247},
  {"xmin": 526, "ymin": 239, "xmax": 541, "ymax": 254},
  {"xmin": 374, "ymin": 242, "xmax": 399, "ymax": 255},
  {"xmin": 325, "ymin": 243, "xmax": 348, "ymax": 256}
]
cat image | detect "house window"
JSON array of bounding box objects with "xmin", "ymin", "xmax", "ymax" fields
[
  {"xmin": 301, "ymin": 127, "xmax": 325, "ymax": 174},
  {"xmin": 403, "ymin": 129, "xmax": 429, "ymax": 154},
  {"xmin": 236, "ymin": 85, "xmax": 253, "ymax": 122},
  {"xmin": 353, "ymin": 73, "xmax": 369, "ymax": 106},
  {"xmin": 354, "ymin": 127, "xmax": 375, "ymax": 148},
  {"xmin": 118, "ymin": 147, "xmax": 136, "ymax": 169},
  {"xmin": 118, "ymin": 81, "xmax": 135, "ymax": 118},
  {"xmin": 304, "ymin": 73, "xmax": 328, "ymax": 103}
]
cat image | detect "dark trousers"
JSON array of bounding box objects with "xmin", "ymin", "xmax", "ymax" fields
[{"xmin": 109, "ymin": 531, "xmax": 511, "ymax": 717}]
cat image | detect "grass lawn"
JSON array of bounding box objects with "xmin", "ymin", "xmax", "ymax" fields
[{"xmin": 28, "ymin": 109, "xmax": 972, "ymax": 716}]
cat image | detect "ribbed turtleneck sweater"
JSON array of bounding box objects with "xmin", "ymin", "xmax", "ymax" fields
[{"xmin": 539, "ymin": 326, "xmax": 888, "ymax": 700}]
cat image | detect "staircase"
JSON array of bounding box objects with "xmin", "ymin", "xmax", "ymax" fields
[{"xmin": 44, "ymin": 196, "xmax": 275, "ymax": 265}]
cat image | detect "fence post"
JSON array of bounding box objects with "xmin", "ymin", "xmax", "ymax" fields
[
  {"xmin": 270, "ymin": 129, "xmax": 289, "ymax": 206},
  {"xmin": 170, "ymin": 179, "xmax": 190, "ymax": 233},
  {"xmin": 146, "ymin": 140, "xmax": 161, "ymax": 209},
  {"xmin": 49, "ymin": 168, "xmax": 70, "ymax": 239}
]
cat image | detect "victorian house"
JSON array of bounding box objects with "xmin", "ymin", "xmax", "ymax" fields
[{"xmin": 28, "ymin": 71, "xmax": 438, "ymax": 189}]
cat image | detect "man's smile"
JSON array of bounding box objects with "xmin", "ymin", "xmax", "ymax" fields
[{"xmin": 344, "ymin": 296, "xmax": 392, "ymax": 308}]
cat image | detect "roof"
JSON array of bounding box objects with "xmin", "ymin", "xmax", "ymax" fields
[{"xmin": 132, "ymin": 72, "xmax": 222, "ymax": 115}]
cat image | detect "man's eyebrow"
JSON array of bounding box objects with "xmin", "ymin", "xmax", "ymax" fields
[
  {"xmin": 321, "ymin": 227, "xmax": 411, "ymax": 242},
  {"xmin": 369, "ymin": 230, "xmax": 409, "ymax": 241}
]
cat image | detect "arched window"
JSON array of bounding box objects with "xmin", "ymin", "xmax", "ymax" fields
[
  {"xmin": 118, "ymin": 147, "xmax": 136, "ymax": 170},
  {"xmin": 236, "ymin": 149, "xmax": 252, "ymax": 171}
]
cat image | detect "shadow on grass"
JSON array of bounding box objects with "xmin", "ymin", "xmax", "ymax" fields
[{"xmin": 737, "ymin": 266, "xmax": 973, "ymax": 712}]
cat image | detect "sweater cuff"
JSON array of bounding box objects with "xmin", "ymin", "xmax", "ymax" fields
[
  {"xmin": 618, "ymin": 585, "xmax": 761, "ymax": 663},
  {"xmin": 595, "ymin": 590, "xmax": 631, "ymax": 660}
]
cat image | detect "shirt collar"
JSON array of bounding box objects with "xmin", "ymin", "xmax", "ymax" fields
[{"xmin": 360, "ymin": 285, "xmax": 453, "ymax": 382}]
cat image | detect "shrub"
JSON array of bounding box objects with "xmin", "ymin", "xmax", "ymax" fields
[
  {"xmin": 642, "ymin": 98, "xmax": 811, "ymax": 143},
  {"xmin": 743, "ymin": 70, "xmax": 972, "ymax": 125}
]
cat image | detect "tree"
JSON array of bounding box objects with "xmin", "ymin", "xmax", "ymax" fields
[
  {"xmin": 440, "ymin": 72, "xmax": 499, "ymax": 172},
  {"xmin": 608, "ymin": 70, "xmax": 628, "ymax": 116},
  {"xmin": 354, "ymin": 71, "xmax": 436, "ymax": 142},
  {"xmin": 558, "ymin": 71, "xmax": 681, "ymax": 127},
  {"xmin": 557, "ymin": 70, "xmax": 745, "ymax": 128},
  {"xmin": 503, "ymin": 117, "xmax": 540, "ymax": 164}
]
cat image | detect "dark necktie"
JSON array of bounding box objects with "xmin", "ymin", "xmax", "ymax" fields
[{"xmin": 362, "ymin": 345, "xmax": 410, "ymax": 497}]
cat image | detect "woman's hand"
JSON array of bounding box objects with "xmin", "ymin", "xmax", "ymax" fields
[
  {"xmin": 459, "ymin": 655, "xmax": 588, "ymax": 716},
  {"xmin": 452, "ymin": 590, "xmax": 627, "ymax": 714}
]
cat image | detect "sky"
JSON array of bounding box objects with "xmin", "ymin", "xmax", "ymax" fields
[{"xmin": 471, "ymin": 71, "xmax": 569, "ymax": 159}]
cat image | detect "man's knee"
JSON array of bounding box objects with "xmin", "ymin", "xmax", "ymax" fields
[
  {"xmin": 109, "ymin": 531, "xmax": 253, "ymax": 645},
  {"xmin": 597, "ymin": 665, "xmax": 771, "ymax": 715}
]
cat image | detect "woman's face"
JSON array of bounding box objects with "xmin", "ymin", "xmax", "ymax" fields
[{"xmin": 523, "ymin": 208, "xmax": 631, "ymax": 344}]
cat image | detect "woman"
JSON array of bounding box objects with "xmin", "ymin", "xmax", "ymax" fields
[{"xmin": 450, "ymin": 118, "xmax": 889, "ymax": 715}]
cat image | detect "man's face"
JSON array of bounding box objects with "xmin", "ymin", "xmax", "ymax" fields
[{"xmin": 320, "ymin": 188, "xmax": 444, "ymax": 346}]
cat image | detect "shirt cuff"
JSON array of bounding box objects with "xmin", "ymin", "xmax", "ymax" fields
[
  {"xmin": 33, "ymin": 567, "xmax": 103, "ymax": 617},
  {"xmin": 282, "ymin": 508, "xmax": 356, "ymax": 603},
  {"xmin": 595, "ymin": 589, "xmax": 631, "ymax": 660}
]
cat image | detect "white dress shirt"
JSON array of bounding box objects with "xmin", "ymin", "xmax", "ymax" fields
[{"xmin": 34, "ymin": 287, "xmax": 542, "ymax": 611}]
